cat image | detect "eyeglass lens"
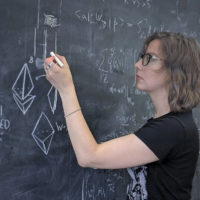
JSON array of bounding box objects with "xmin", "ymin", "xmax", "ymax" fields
[
  {"xmin": 143, "ymin": 54, "xmax": 151, "ymax": 66},
  {"xmin": 139, "ymin": 53, "xmax": 151, "ymax": 66}
]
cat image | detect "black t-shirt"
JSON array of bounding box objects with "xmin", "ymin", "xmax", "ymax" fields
[{"xmin": 132, "ymin": 110, "xmax": 199, "ymax": 200}]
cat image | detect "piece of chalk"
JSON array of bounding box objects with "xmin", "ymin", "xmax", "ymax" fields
[{"xmin": 50, "ymin": 51, "xmax": 64, "ymax": 67}]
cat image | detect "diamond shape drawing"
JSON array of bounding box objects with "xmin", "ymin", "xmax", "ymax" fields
[
  {"xmin": 47, "ymin": 86, "xmax": 58, "ymax": 114},
  {"xmin": 12, "ymin": 63, "xmax": 34, "ymax": 100},
  {"xmin": 12, "ymin": 63, "xmax": 35, "ymax": 114},
  {"xmin": 32, "ymin": 112, "xmax": 55, "ymax": 155},
  {"xmin": 13, "ymin": 93, "xmax": 35, "ymax": 115}
]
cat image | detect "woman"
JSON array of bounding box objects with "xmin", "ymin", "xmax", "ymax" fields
[{"xmin": 44, "ymin": 32, "xmax": 200, "ymax": 200}]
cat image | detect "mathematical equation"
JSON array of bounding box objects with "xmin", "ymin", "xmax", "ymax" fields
[
  {"xmin": 75, "ymin": 10, "xmax": 134, "ymax": 33},
  {"xmin": 123, "ymin": 0, "xmax": 152, "ymax": 8},
  {"xmin": 95, "ymin": 47, "xmax": 147, "ymax": 106},
  {"xmin": 82, "ymin": 169, "xmax": 126, "ymax": 200}
]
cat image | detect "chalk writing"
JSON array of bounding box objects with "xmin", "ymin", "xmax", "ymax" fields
[
  {"xmin": 136, "ymin": 18, "xmax": 165, "ymax": 39},
  {"xmin": 0, "ymin": 105, "xmax": 11, "ymax": 142},
  {"xmin": 47, "ymin": 86, "xmax": 58, "ymax": 114},
  {"xmin": 75, "ymin": 10, "xmax": 133, "ymax": 32},
  {"xmin": 34, "ymin": 28, "xmax": 58, "ymax": 62},
  {"xmin": 82, "ymin": 169, "xmax": 125, "ymax": 200},
  {"xmin": 123, "ymin": 0, "xmax": 152, "ymax": 8},
  {"xmin": 35, "ymin": 74, "xmax": 46, "ymax": 81},
  {"xmin": 44, "ymin": 14, "xmax": 60, "ymax": 28},
  {"xmin": 96, "ymin": 48, "xmax": 136, "ymax": 105},
  {"xmin": 0, "ymin": 105, "xmax": 2, "ymax": 117},
  {"xmin": 134, "ymin": 88, "xmax": 146, "ymax": 96},
  {"xmin": 28, "ymin": 56, "xmax": 34, "ymax": 64},
  {"xmin": 32, "ymin": 112, "xmax": 55, "ymax": 155},
  {"xmin": 175, "ymin": 0, "xmax": 187, "ymax": 26},
  {"xmin": 116, "ymin": 113, "xmax": 137, "ymax": 135},
  {"xmin": 55, "ymin": 122, "xmax": 67, "ymax": 132},
  {"xmin": 34, "ymin": 0, "xmax": 60, "ymax": 62},
  {"xmin": 35, "ymin": 77, "xmax": 59, "ymax": 113},
  {"xmin": 96, "ymin": 48, "xmax": 134, "ymax": 84},
  {"xmin": 99, "ymin": 131, "xmax": 120, "ymax": 143},
  {"xmin": 12, "ymin": 63, "xmax": 36, "ymax": 115},
  {"xmin": 109, "ymin": 83, "xmax": 135, "ymax": 106},
  {"xmin": 0, "ymin": 119, "xmax": 10, "ymax": 130},
  {"xmin": 116, "ymin": 114, "xmax": 136, "ymax": 127}
]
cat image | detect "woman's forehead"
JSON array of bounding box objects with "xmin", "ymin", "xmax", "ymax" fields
[{"xmin": 146, "ymin": 39, "xmax": 163, "ymax": 56}]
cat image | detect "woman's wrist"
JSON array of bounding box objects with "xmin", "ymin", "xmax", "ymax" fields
[
  {"xmin": 59, "ymin": 83, "xmax": 80, "ymax": 111},
  {"xmin": 58, "ymin": 82, "xmax": 76, "ymax": 98}
]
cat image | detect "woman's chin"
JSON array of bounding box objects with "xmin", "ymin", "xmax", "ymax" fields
[{"xmin": 136, "ymin": 84, "xmax": 146, "ymax": 92}]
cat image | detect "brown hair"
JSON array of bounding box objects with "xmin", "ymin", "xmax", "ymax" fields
[{"xmin": 142, "ymin": 32, "xmax": 200, "ymax": 112}]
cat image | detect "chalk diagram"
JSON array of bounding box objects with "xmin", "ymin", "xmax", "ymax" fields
[
  {"xmin": 47, "ymin": 86, "xmax": 58, "ymax": 114},
  {"xmin": 12, "ymin": 63, "xmax": 36, "ymax": 115},
  {"xmin": 11, "ymin": 0, "xmax": 63, "ymax": 154},
  {"xmin": 32, "ymin": 112, "xmax": 55, "ymax": 155},
  {"xmin": 31, "ymin": 0, "xmax": 62, "ymax": 154},
  {"xmin": 33, "ymin": 0, "xmax": 62, "ymax": 115}
]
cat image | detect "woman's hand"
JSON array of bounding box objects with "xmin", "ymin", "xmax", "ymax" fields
[{"xmin": 44, "ymin": 54, "xmax": 74, "ymax": 94}]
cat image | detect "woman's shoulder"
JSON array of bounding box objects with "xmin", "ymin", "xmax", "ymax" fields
[
  {"xmin": 148, "ymin": 110, "xmax": 193, "ymax": 128},
  {"xmin": 146, "ymin": 110, "xmax": 198, "ymax": 140}
]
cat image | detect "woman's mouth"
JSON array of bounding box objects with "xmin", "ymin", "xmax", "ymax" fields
[{"xmin": 136, "ymin": 75, "xmax": 143, "ymax": 80}]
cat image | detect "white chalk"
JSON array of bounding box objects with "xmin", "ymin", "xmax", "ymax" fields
[{"xmin": 50, "ymin": 51, "xmax": 64, "ymax": 67}]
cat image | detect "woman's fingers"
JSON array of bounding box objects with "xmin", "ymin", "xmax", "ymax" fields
[
  {"xmin": 44, "ymin": 57, "xmax": 54, "ymax": 65},
  {"xmin": 44, "ymin": 54, "xmax": 69, "ymax": 70},
  {"xmin": 44, "ymin": 57, "xmax": 60, "ymax": 73},
  {"xmin": 55, "ymin": 54, "xmax": 69, "ymax": 67},
  {"xmin": 43, "ymin": 54, "xmax": 74, "ymax": 93}
]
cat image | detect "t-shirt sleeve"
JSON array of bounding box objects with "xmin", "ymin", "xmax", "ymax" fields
[{"xmin": 134, "ymin": 117, "xmax": 184, "ymax": 160}]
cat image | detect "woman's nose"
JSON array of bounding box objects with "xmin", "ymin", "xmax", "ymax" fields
[{"xmin": 134, "ymin": 59, "xmax": 143, "ymax": 70}]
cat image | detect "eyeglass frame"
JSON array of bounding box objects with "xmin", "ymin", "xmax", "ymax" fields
[{"xmin": 138, "ymin": 52, "xmax": 165, "ymax": 66}]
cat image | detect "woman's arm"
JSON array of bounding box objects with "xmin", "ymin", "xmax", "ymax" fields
[
  {"xmin": 59, "ymin": 86, "xmax": 99, "ymax": 167},
  {"xmin": 44, "ymin": 55, "xmax": 99, "ymax": 166},
  {"xmin": 44, "ymin": 55, "xmax": 158, "ymax": 169}
]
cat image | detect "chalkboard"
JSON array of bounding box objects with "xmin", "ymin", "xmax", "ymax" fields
[{"xmin": 0, "ymin": 0, "xmax": 199, "ymax": 199}]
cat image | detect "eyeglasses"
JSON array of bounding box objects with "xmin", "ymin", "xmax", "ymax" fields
[{"xmin": 138, "ymin": 53, "xmax": 164, "ymax": 66}]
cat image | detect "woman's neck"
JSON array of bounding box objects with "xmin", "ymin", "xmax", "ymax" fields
[
  {"xmin": 153, "ymin": 106, "xmax": 171, "ymax": 119},
  {"xmin": 149, "ymin": 89, "xmax": 171, "ymax": 119}
]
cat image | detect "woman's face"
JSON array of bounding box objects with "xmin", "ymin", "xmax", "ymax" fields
[{"xmin": 134, "ymin": 39, "xmax": 169, "ymax": 95}]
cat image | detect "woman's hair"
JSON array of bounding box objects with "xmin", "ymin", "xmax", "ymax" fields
[{"xmin": 142, "ymin": 32, "xmax": 200, "ymax": 112}]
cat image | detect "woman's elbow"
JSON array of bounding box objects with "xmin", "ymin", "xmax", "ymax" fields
[
  {"xmin": 77, "ymin": 155, "xmax": 96, "ymax": 168},
  {"xmin": 77, "ymin": 158, "xmax": 88, "ymax": 168},
  {"xmin": 77, "ymin": 146, "xmax": 99, "ymax": 168}
]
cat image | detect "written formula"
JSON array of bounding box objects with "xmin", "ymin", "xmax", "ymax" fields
[
  {"xmin": 123, "ymin": 0, "xmax": 152, "ymax": 8},
  {"xmin": 75, "ymin": 10, "xmax": 133, "ymax": 33}
]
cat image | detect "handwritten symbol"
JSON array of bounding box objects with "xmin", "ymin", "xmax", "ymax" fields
[{"xmin": 0, "ymin": 105, "xmax": 2, "ymax": 117}]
